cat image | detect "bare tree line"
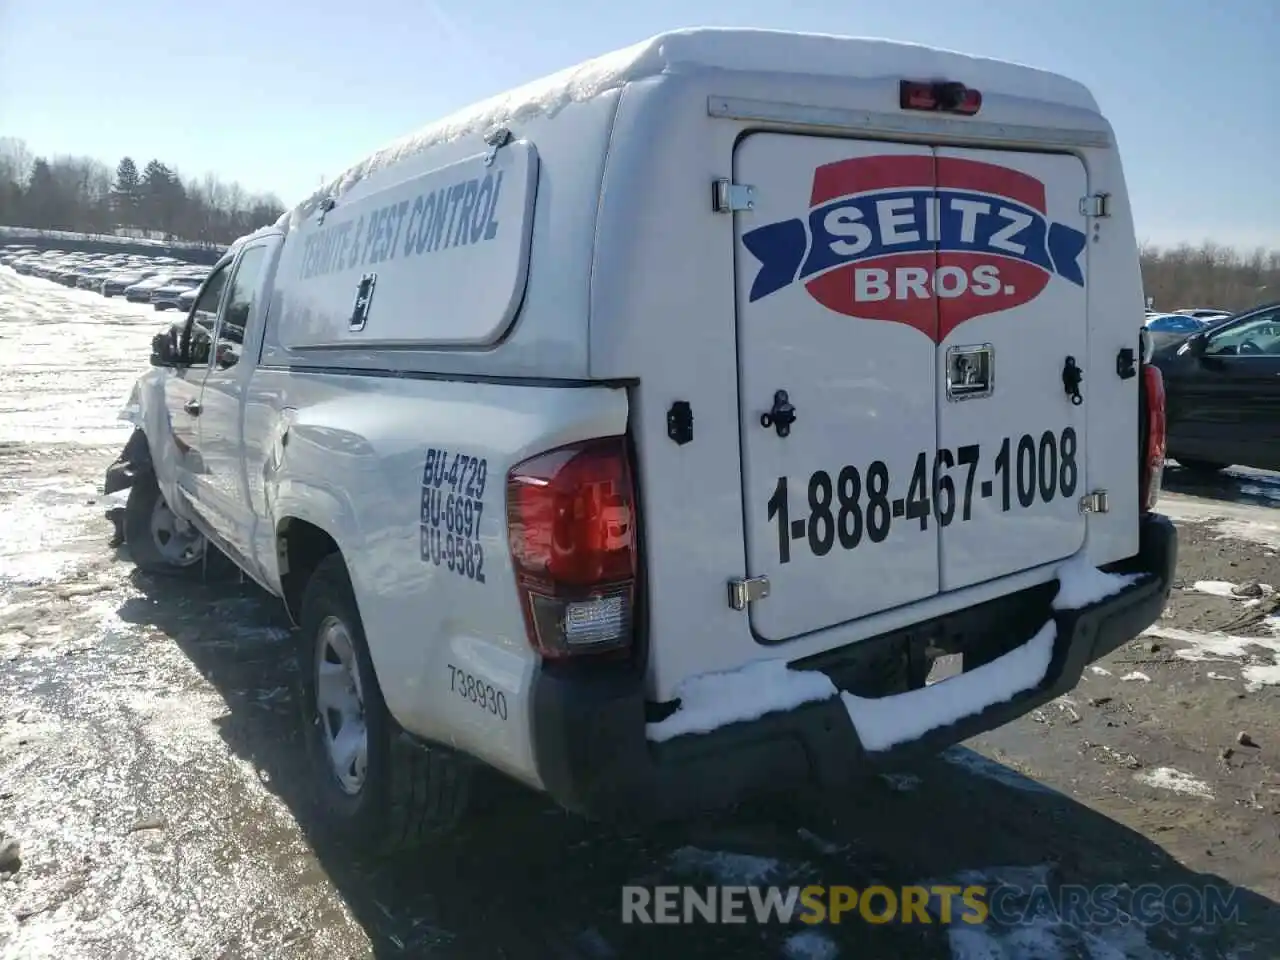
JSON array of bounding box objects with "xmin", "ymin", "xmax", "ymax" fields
[
  {"xmin": 1141, "ymin": 243, "xmax": 1280, "ymax": 313},
  {"xmin": 0, "ymin": 137, "xmax": 286, "ymax": 247}
]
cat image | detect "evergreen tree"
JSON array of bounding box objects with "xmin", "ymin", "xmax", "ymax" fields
[
  {"xmin": 140, "ymin": 159, "xmax": 179, "ymax": 232},
  {"xmin": 25, "ymin": 159, "xmax": 60, "ymax": 228},
  {"xmin": 111, "ymin": 156, "xmax": 141, "ymax": 225}
]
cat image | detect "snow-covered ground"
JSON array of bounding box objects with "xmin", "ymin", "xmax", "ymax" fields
[
  {"xmin": 1, "ymin": 269, "xmax": 1278, "ymax": 959},
  {"xmin": 0, "ymin": 271, "xmax": 355, "ymax": 958},
  {"xmin": 0, "ymin": 275, "xmax": 154, "ymax": 587}
]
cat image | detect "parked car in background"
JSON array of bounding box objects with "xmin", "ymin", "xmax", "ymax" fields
[
  {"xmin": 77, "ymin": 268, "xmax": 117, "ymax": 290},
  {"xmin": 1151, "ymin": 300, "xmax": 1280, "ymax": 474},
  {"xmin": 1145, "ymin": 312, "xmax": 1207, "ymax": 334},
  {"xmin": 175, "ymin": 286, "xmax": 200, "ymax": 313},
  {"xmin": 102, "ymin": 270, "xmax": 159, "ymax": 297},
  {"xmin": 124, "ymin": 274, "xmax": 181, "ymax": 302},
  {"xmin": 1141, "ymin": 312, "xmax": 1208, "ymax": 350},
  {"xmin": 68, "ymin": 262, "xmax": 108, "ymax": 286},
  {"xmin": 1174, "ymin": 308, "xmax": 1232, "ymax": 321},
  {"xmin": 52, "ymin": 262, "xmax": 94, "ymax": 286},
  {"xmin": 10, "ymin": 254, "xmax": 41, "ymax": 274},
  {"xmin": 2, "ymin": 244, "xmax": 244, "ymax": 297},
  {"xmin": 1, "ymin": 245, "xmax": 38, "ymax": 266},
  {"xmin": 151, "ymin": 275, "xmax": 206, "ymax": 310},
  {"xmin": 44, "ymin": 258, "xmax": 83, "ymax": 281}
]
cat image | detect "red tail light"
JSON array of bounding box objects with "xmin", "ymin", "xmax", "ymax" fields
[
  {"xmin": 506, "ymin": 437, "xmax": 638, "ymax": 660},
  {"xmin": 1140, "ymin": 364, "xmax": 1166, "ymax": 511},
  {"xmin": 900, "ymin": 80, "xmax": 982, "ymax": 116}
]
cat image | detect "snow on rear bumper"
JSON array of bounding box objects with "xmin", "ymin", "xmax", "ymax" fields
[{"xmin": 529, "ymin": 513, "xmax": 1176, "ymax": 823}]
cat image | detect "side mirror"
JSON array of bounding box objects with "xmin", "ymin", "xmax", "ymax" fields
[
  {"xmin": 1187, "ymin": 333, "xmax": 1208, "ymax": 357},
  {"xmin": 149, "ymin": 325, "xmax": 188, "ymax": 367},
  {"xmin": 214, "ymin": 343, "xmax": 238, "ymax": 369}
]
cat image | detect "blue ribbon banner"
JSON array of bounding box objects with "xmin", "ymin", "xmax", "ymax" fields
[{"xmin": 742, "ymin": 189, "xmax": 1088, "ymax": 303}]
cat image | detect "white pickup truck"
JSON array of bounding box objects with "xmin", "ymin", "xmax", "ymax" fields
[{"xmin": 104, "ymin": 27, "xmax": 1177, "ymax": 852}]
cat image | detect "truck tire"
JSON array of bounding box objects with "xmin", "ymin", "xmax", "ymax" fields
[
  {"xmin": 298, "ymin": 553, "xmax": 471, "ymax": 853},
  {"xmin": 123, "ymin": 472, "xmax": 209, "ymax": 575}
]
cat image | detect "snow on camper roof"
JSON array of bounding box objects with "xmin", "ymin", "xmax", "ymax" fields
[{"xmin": 287, "ymin": 27, "xmax": 1099, "ymax": 227}]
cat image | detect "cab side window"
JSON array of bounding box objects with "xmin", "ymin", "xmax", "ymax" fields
[
  {"xmin": 1204, "ymin": 309, "xmax": 1280, "ymax": 357},
  {"xmin": 193, "ymin": 267, "xmax": 229, "ymax": 318},
  {"xmin": 185, "ymin": 263, "xmax": 230, "ymax": 366},
  {"xmin": 212, "ymin": 246, "xmax": 268, "ymax": 370}
]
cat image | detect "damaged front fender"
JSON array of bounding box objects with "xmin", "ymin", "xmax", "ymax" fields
[
  {"xmin": 104, "ymin": 426, "xmax": 153, "ymax": 496},
  {"xmin": 118, "ymin": 379, "xmax": 144, "ymax": 428}
]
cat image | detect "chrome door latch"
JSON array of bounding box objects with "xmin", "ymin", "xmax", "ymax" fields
[
  {"xmin": 1079, "ymin": 490, "xmax": 1109, "ymax": 514},
  {"xmin": 946, "ymin": 344, "xmax": 994, "ymax": 401},
  {"xmin": 728, "ymin": 576, "xmax": 770, "ymax": 610}
]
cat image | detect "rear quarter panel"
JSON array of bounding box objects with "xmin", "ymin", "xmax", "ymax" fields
[{"xmin": 252, "ymin": 369, "xmax": 629, "ymax": 788}]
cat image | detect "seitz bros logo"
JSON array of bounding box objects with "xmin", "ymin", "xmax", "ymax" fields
[{"xmin": 741, "ymin": 155, "xmax": 1089, "ymax": 343}]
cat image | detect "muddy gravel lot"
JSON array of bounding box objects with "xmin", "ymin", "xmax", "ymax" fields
[{"xmin": 1, "ymin": 268, "xmax": 1278, "ymax": 959}]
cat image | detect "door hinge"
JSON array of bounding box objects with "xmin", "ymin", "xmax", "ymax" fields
[
  {"xmin": 728, "ymin": 575, "xmax": 770, "ymax": 610},
  {"xmin": 1079, "ymin": 192, "xmax": 1111, "ymax": 218},
  {"xmin": 713, "ymin": 179, "xmax": 756, "ymax": 213},
  {"xmin": 1079, "ymin": 490, "xmax": 1109, "ymax": 514}
]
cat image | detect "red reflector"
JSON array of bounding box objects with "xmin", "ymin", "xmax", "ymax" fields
[
  {"xmin": 901, "ymin": 81, "xmax": 938, "ymax": 110},
  {"xmin": 900, "ymin": 80, "xmax": 982, "ymax": 116},
  {"xmin": 506, "ymin": 437, "xmax": 638, "ymax": 659},
  {"xmin": 1140, "ymin": 365, "xmax": 1167, "ymax": 511}
]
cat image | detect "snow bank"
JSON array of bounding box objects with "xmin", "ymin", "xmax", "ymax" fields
[
  {"xmin": 665, "ymin": 846, "xmax": 788, "ymax": 885},
  {"xmin": 1193, "ymin": 580, "xmax": 1239, "ymax": 599},
  {"xmin": 842, "ymin": 622, "xmax": 1055, "ymax": 751},
  {"xmin": 645, "ymin": 658, "xmax": 836, "ymax": 742},
  {"xmin": 288, "ymin": 27, "xmax": 1097, "ymax": 224},
  {"xmin": 1142, "ymin": 625, "xmax": 1280, "ymax": 692},
  {"xmin": 782, "ymin": 930, "xmax": 839, "ymax": 960},
  {"xmin": 1052, "ymin": 552, "xmax": 1145, "ymax": 611},
  {"xmin": 1136, "ymin": 767, "xmax": 1214, "ymax": 800},
  {"xmin": 1142, "ymin": 625, "xmax": 1280, "ymax": 663},
  {"xmin": 1158, "ymin": 497, "xmax": 1280, "ymax": 550},
  {"xmin": 1242, "ymin": 664, "xmax": 1280, "ymax": 690},
  {"xmin": 1193, "ymin": 579, "xmax": 1272, "ymax": 603}
]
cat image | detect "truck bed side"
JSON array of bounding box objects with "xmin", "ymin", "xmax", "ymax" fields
[{"xmin": 250, "ymin": 370, "xmax": 628, "ymax": 788}]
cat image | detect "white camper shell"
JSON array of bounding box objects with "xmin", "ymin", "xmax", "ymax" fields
[{"xmin": 114, "ymin": 28, "xmax": 1175, "ymax": 844}]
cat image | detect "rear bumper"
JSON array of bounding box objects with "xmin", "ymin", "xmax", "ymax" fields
[{"xmin": 530, "ymin": 513, "xmax": 1177, "ymax": 823}]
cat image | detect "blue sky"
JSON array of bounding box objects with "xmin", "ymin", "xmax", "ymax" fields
[{"xmin": 1, "ymin": 0, "xmax": 1276, "ymax": 249}]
